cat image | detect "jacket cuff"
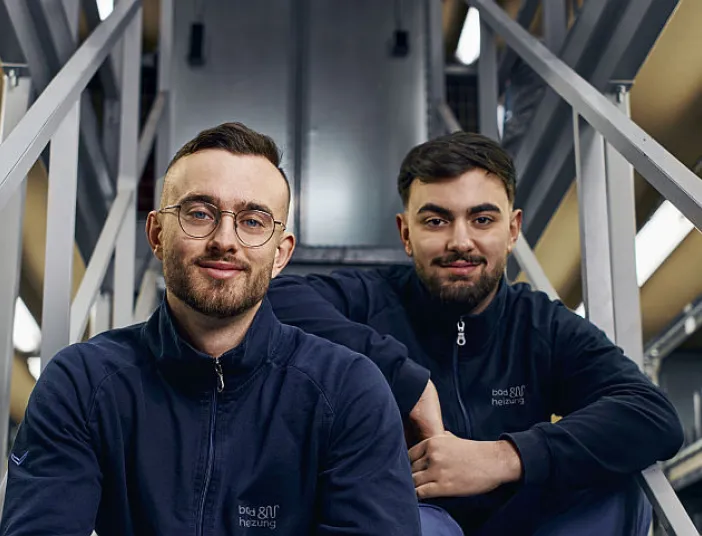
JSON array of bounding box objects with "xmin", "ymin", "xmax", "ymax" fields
[
  {"xmin": 392, "ymin": 359, "xmax": 431, "ymax": 418},
  {"xmin": 501, "ymin": 427, "xmax": 550, "ymax": 486}
]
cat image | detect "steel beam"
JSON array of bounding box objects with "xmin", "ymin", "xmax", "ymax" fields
[
  {"xmin": 512, "ymin": 232, "xmax": 559, "ymax": 301},
  {"xmin": 496, "ymin": 0, "xmax": 678, "ymax": 245},
  {"xmin": 426, "ymin": 0, "xmax": 446, "ymax": 139},
  {"xmin": 471, "ymin": 0, "xmax": 702, "ymax": 232},
  {"xmin": 0, "ymin": 74, "xmax": 30, "ymax": 463},
  {"xmin": 478, "ymin": 16, "xmax": 499, "ymax": 140},
  {"xmin": 113, "ymin": 8, "xmax": 142, "ymax": 328},
  {"xmin": 573, "ymin": 113, "xmax": 615, "ymax": 340},
  {"xmin": 89, "ymin": 292, "xmax": 112, "ymax": 338},
  {"xmin": 439, "ymin": 101, "xmax": 462, "ymax": 133},
  {"xmin": 154, "ymin": 0, "xmax": 173, "ymax": 207},
  {"xmin": 0, "ymin": 3, "xmax": 26, "ymax": 66},
  {"xmin": 40, "ymin": 101, "xmax": 80, "ymax": 369},
  {"xmin": 638, "ymin": 466, "xmax": 699, "ymax": 536},
  {"xmin": 137, "ymin": 91, "xmax": 166, "ymax": 179},
  {"xmin": 289, "ymin": 0, "xmax": 310, "ymax": 240},
  {"xmin": 604, "ymin": 89, "xmax": 643, "ymax": 368},
  {"xmin": 79, "ymin": 0, "xmax": 121, "ymax": 99},
  {"xmin": 543, "ymin": 0, "xmax": 567, "ymax": 53},
  {"xmin": 645, "ymin": 297, "xmax": 702, "ymax": 364},
  {"xmin": 29, "ymin": 0, "xmax": 116, "ymax": 201},
  {"xmin": 70, "ymin": 189, "xmax": 133, "ymax": 343},
  {"xmin": 0, "ymin": 0, "xmax": 141, "ymax": 212},
  {"xmin": 496, "ymin": 0, "xmax": 540, "ymax": 92},
  {"xmin": 290, "ymin": 246, "xmax": 410, "ymax": 265}
]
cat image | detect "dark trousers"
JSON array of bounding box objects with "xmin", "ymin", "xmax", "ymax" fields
[{"xmin": 419, "ymin": 478, "xmax": 651, "ymax": 536}]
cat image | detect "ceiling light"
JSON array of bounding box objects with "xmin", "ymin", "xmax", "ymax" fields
[
  {"xmin": 96, "ymin": 0, "xmax": 114, "ymax": 21},
  {"xmin": 572, "ymin": 200, "xmax": 696, "ymax": 315},
  {"xmin": 456, "ymin": 8, "xmax": 481, "ymax": 65},
  {"xmin": 13, "ymin": 298, "xmax": 41, "ymax": 354}
]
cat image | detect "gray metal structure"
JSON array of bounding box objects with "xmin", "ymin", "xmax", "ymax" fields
[
  {"xmin": 467, "ymin": 0, "xmax": 701, "ymax": 532},
  {"xmin": 0, "ymin": 0, "xmax": 699, "ymax": 532},
  {"xmin": 508, "ymin": 0, "xmax": 679, "ymax": 247},
  {"xmin": 171, "ymin": 0, "xmax": 432, "ymax": 249},
  {"xmin": 0, "ymin": 73, "xmax": 30, "ymax": 463},
  {"xmin": 0, "ymin": 0, "xmax": 171, "ymax": 469}
]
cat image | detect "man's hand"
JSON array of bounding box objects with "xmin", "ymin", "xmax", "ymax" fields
[
  {"xmin": 409, "ymin": 433, "xmax": 523, "ymax": 499},
  {"xmin": 405, "ymin": 380, "xmax": 444, "ymax": 446}
]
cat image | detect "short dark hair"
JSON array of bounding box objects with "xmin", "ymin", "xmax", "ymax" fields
[
  {"xmin": 397, "ymin": 131, "xmax": 516, "ymax": 206},
  {"xmin": 167, "ymin": 122, "xmax": 290, "ymax": 197}
]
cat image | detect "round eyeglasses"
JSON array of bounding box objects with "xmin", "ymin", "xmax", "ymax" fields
[{"xmin": 159, "ymin": 200, "xmax": 286, "ymax": 248}]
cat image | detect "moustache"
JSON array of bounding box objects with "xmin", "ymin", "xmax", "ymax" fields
[
  {"xmin": 194, "ymin": 255, "xmax": 250, "ymax": 271},
  {"xmin": 432, "ymin": 253, "xmax": 487, "ymax": 267}
]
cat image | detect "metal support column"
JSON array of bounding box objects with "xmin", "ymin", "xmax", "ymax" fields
[
  {"xmin": 40, "ymin": 100, "xmax": 81, "ymax": 369},
  {"xmin": 89, "ymin": 292, "xmax": 112, "ymax": 338},
  {"xmin": 0, "ymin": 73, "xmax": 30, "ymax": 462},
  {"xmin": 573, "ymin": 110, "xmax": 615, "ymax": 341},
  {"xmin": 113, "ymin": 8, "xmax": 142, "ymax": 328},
  {"xmin": 478, "ymin": 14, "xmax": 499, "ymax": 140},
  {"xmin": 289, "ymin": 0, "xmax": 310, "ymax": 239},
  {"xmin": 512, "ymin": 232, "xmax": 559, "ymax": 301},
  {"xmin": 543, "ymin": 0, "xmax": 567, "ymax": 53},
  {"xmin": 427, "ymin": 0, "xmax": 446, "ymax": 139},
  {"xmin": 604, "ymin": 87, "xmax": 644, "ymax": 368},
  {"xmin": 154, "ymin": 0, "xmax": 173, "ymax": 205},
  {"xmin": 575, "ymin": 98, "xmax": 697, "ymax": 536}
]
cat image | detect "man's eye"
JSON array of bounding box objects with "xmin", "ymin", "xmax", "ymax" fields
[
  {"xmin": 474, "ymin": 217, "xmax": 493, "ymax": 225},
  {"xmin": 242, "ymin": 218, "xmax": 263, "ymax": 228},
  {"xmin": 191, "ymin": 210, "xmax": 213, "ymax": 220},
  {"xmin": 425, "ymin": 218, "xmax": 447, "ymax": 228}
]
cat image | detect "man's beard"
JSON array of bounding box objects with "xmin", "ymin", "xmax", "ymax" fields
[
  {"xmin": 415, "ymin": 251, "xmax": 506, "ymax": 311},
  {"xmin": 163, "ymin": 249, "xmax": 272, "ymax": 319}
]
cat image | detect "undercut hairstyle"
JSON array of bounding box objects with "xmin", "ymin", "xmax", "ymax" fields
[
  {"xmin": 164, "ymin": 122, "xmax": 290, "ymax": 205},
  {"xmin": 397, "ymin": 131, "xmax": 516, "ymax": 206}
]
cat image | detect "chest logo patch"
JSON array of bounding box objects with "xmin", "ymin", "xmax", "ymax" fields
[
  {"xmin": 238, "ymin": 504, "xmax": 280, "ymax": 530},
  {"xmin": 492, "ymin": 385, "xmax": 526, "ymax": 407}
]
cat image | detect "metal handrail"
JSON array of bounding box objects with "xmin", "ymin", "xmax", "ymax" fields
[
  {"xmin": 137, "ymin": 91, "xmax": 167, "ymax": 179},
  {"xmin": 70, "ymin": 89, "xmax": 166, "ymax": 343},
  {"xmin": 0, "ymin": 0, "xmax": 141, "ymax": 212},
  {"xmin": 451, "ymin": 87, "xmax": 690, "ymax": 533},
  {"xmin": 70, "ymin": 189, "xmax": 134, "ymax": 343},
  {"xmin": 468, "ymin": 0, "xmax": 702, "ymax": 233},
  {"xmin": 462, "ymin": 0, "xmax": 700, "ymax": 532}
]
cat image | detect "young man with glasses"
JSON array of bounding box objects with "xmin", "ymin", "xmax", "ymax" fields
[{"xmin": 1, "ymin": 123, "xmax": 421, "ymax": 536}]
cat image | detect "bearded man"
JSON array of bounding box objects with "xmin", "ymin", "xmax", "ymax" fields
[
  {"xmin": 1, "ymin": 123, "xmax": 421, "ymax": 536},
  {"xmin": 268, "ymin": 131, "xmax": 684, "ymax": 536}
]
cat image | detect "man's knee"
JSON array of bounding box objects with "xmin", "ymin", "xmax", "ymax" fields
[
  {"xmin": 418, "ymin": 504, "xmax": 464, "ymax": 536},
  {"xmin": 535, "ymin": 479, "xmax": 652, "ymax": 536}
]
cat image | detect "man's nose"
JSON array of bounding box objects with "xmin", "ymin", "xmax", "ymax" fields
[
  {"xmin": 446, "ymin": 220, "xmax": 476, "ymax": 251},
  {"xmin": 207, "ymin": 213, "xmax": 240, "ymax": 252}
]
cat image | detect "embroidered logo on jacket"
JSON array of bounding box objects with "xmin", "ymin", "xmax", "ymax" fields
[
  {"xmin": 492, "ymin": 385, "xmax": 526, "ymax": 407},
  {"xmin": 10, "ymin": 451, "xmax": 28, "ymax": 466},
  {"xmin": 238, "ymin": 504, "xmax": 279, "ymax": 530}
]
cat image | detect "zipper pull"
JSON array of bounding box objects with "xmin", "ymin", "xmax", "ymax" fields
[
  {"xmin": 214, "ymin": 358, "xmax": 224, "ymax": 393},
  {"xmin": 456, "ymin": 320, "xmax": 466, "ymax": 347}
]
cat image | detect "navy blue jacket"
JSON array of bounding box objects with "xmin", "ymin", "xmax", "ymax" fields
[
  {"xmin": 268, "ymin": 266, "xmax": 684, "ymax": 528},
  {"xmin": 1, "ymin": 299, "xmax": 421, "ymax": 536}
]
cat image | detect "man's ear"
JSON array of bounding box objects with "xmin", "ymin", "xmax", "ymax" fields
[
  {"xmin": 146, "ymin": 211, "xmax": 165, "ymax": 261},
  {"xmin": 507, "ymin": 208, "xmax": 523, "ymax": 254},
  {"xmin": 396, "ymin": 212, "xmax": 413, "ymax": 257},
  {"xmin": 271, "ymin": 232, "xmax": 296, "ymax": 278}
]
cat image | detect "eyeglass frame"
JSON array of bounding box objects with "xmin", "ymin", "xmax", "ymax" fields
[{"xmin": 159, "ymin": 201, "xmax": 287, "ymax": 248}]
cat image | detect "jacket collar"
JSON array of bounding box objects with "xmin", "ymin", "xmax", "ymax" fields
[
  {"xmin": 404, "ymin": 269, "xmax": 509, "ymax": 344},
  {"xmin": 142, "ymin": 297, "xmax": 282, "ymax": 393}
]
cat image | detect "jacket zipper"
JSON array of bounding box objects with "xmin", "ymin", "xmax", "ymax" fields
[
  {"xmin": 197, "ymin": 358, "xmax": 224, "ymax": 536},
  {"xmin": 453, "ymin": 319, "xmax": 472, "ymax": 438}
]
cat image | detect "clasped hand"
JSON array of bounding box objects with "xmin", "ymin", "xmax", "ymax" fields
[{"xmin": 408, "ymin": 432, "xmax": 523, "ymax": 499}]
